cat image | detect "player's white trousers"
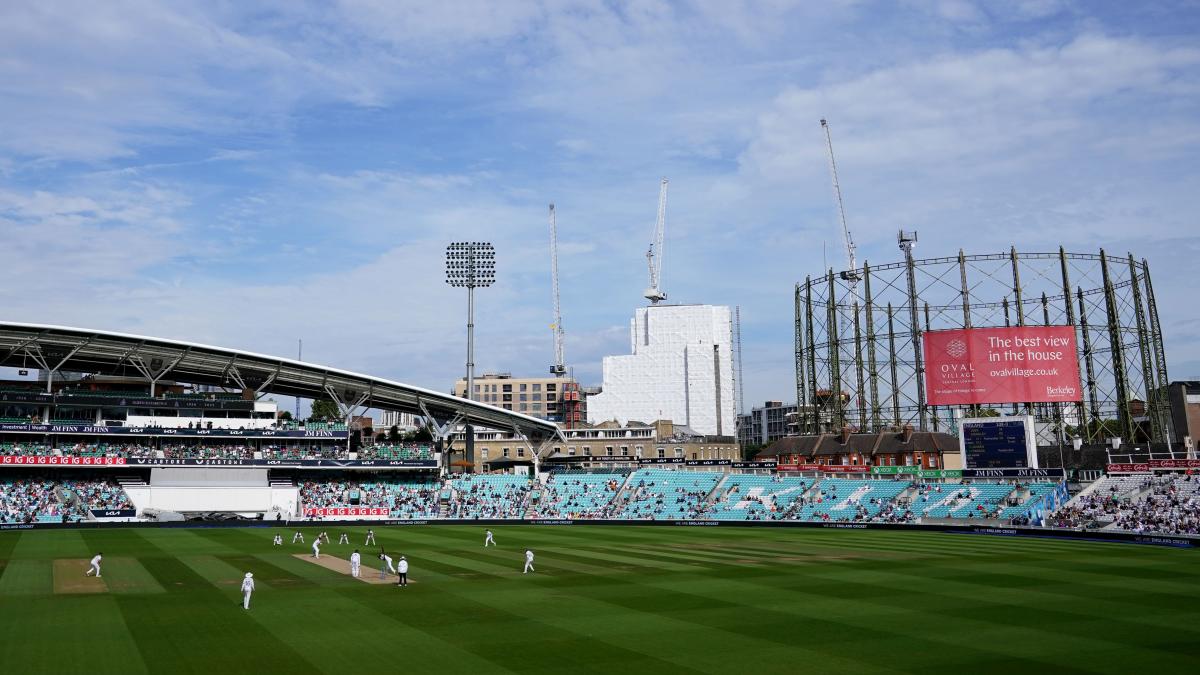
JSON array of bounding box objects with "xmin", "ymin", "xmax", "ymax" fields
[
  {"xmin": 88, "ymin": 564, "xmax": 101, "ymax": 577},
  {"xmin": 243, "ymin": 591, "xmax": 252, "ymax": 609},
  {"xmin": 523, "ymin": 561, "xmax": 534, "ymax": 573}
]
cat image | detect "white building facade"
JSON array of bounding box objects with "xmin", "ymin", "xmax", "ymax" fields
[{"xmin": 588, "ymin": 304, "xmax": 735, "ymax": 437}]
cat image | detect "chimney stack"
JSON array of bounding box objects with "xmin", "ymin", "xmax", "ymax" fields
[
  {"xmin": 901, "ymin": 424, "xmax": 914, "ymax": 444},
  {"xmin": 839, "ymin": 427, "xmax": 852, "ymax": 444}
]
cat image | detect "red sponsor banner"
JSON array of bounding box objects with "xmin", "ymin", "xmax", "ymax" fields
[
  {"xmin": 1148, "ymin": 459, "xmax": 1200, "ymax": 469},
  {"xmin": 1106, "ymin": 463, "xmax": 1150, "ymax": 473},
  {"xmin": 923, "ymin": 326, "xmax": 1082, "ymax": 405},
  {"xmin": 0, "ymin": 455, "xmax": 126, "ymax": 465},
  {"xmin": 1106, "ymin": 460, "xmax": 1200, "ymax": 473},
  {"xmin": 776, "ymin": 464, "xmax": 822, "ymax": 472},
  {"xmin": 303, "ymin": 507, "xmax": 390, "ymax": 517},
  {"xmin": 775, "ymin": 463, "xmax": 869, "ymax": 473}
]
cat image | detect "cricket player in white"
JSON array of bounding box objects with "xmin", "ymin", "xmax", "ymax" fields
[
  {"xmin": 350, "ymin": 550, "xmax": 362, "ymax": 578},
  {"xmin": 365, "ymin": 529, "xmax": 376, "ymax": 546},
  {"xmin": 312, "ymin": 539, "xmax": 321, "ymax": 559},
  {"xmin": 320, "ymin": 531, "xmax": 330, "ymax": 544},
  {"xmin": 379, "ymin": 553, "xmax": 395, "ymax": 580},
  {"xmin": 292, "ymin": 530, "xmax": 305, "ymax": 544},
  {"xmin": 273, "ymin": 534, "xmax": 283, "ymax": 546},
  {"xmin": 241, "ymin": 573, "xmax": 255, "ymax": 609},
  {"xmin": 338, "ymin": 532, "xmax": 349, "ymax": 545},
  {"xmin": 85, "ymin": 553, "xmax": 102, "ymax": 578},
  {"xmin": 396, "ymin": 556, "xmax": 409, "ymax": 587},
  {"xmin": 484, "ymin": 529, "xmax": 496, "ymax": 547},
  {"xmin": 523, "ymin": 549, "xmax": 534, "ymax": 574}
]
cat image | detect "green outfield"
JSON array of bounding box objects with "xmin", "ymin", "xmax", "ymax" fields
[{"xmin": 0, "ymin": 525, "xmax": 1196, "ymax": 674}]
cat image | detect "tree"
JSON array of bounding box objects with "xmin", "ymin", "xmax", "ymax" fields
[
  {"xmin": 309, "ymin": 398, "xmax": 340, "ymax": 422},
  {"xmin": 278, "ymin": 410, "xmax": 293, "ymax": 422},
  {"xmin": 388, "ymin": 425, "xmax": 401, "ymax": 442}
]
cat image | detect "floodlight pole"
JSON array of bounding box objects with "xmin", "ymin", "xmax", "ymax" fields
[{"xmin": 446, "ymin": 242, "xmax": 495, "ymax": 474}]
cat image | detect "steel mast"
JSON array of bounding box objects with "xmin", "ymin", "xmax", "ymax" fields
[{"xmin": 549, "ymin": 203, "xmax": 566, "ymax": 376}]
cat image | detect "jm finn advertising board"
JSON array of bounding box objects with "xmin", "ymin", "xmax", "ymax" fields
[{"xmin": 923, "ymin": 326, "xmax": 1082, "ymax": 406}]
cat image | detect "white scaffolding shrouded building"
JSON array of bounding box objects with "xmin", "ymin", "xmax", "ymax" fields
[{"xmin": 588, "ymin": 304, "xmax": 735, "ymax": 437}]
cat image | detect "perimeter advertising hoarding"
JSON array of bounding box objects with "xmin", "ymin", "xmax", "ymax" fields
[{"xmin": 923, "ymin": 326, "xmax": 1082, "ymax": 405}]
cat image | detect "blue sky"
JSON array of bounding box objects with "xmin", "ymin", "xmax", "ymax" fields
[{"xmin": 2, "ymin": 0, "xmax": 1199, "ymax": 415}]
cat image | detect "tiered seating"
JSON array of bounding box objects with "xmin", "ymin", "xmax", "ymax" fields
[
  {"xmin": 450, "ymin": 474, "xmax": 532, "ymax": 518},
  {"xmin": 361, "ymin": 444, "xmax": 433, "ymax": 461},
  {"xmin": 794, "ymin": 479, "xmax": 912, "ymax": 522},
  {"xmin": 537, "ymin": 472, "xmax": 623, "ymax": 518},
  {"xmin": 0, "ymin": 442, "xmax": 50, "ymax": 456},
  {"xmin": 707, "ymin": 474, "xmax": 811, "ymax": 520},
  {"xmin": 618, "ymin": 469, "xmax": 722, "ymax": 520},
  {"xmin": 300, "ymin": 478, "xmax": 441, "ymax": 518},
  {"xmin": 1090, "ymin": 474, "xmax": 1200, "ymax": 535},
  {"xmin": 60, "ymin": 478, "xmax": 133, "ymax": 517},
  {"xmin": 163, "ymin": 444, "xmax": 255, "ymax": 459},
  {"xmin": 278, "ymin": 421, "xmax": 349, "ymax": 432},
  {"xmin": 912, "ymin": 482, "xmax": 1016, "ymax": 519},
  {"xmin": 0, "ymin": 416, "xmax": 34, "ymax": 424},
  {"xmin": 0, "ymin": 477, "xmax": 63, "ymax": 523},
  {"xmin": 997, "ymin": 482, "xmax": 1060, "ymax": 520}
]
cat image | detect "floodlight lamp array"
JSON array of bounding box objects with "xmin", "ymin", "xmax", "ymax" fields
[{"xmin": 445, "ymin": 242, "xmax": 496, "ymax": 288}]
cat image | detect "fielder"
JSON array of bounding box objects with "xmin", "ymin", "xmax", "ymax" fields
[
  {"xmin": 396, "ymin": 556, "xmax": 409, "ymax": 587},
  {"xmin": 85, "ymin": 553, "xmax": 102, "ymax": 578},
  {"xmin": 312, "ymin": 538, "xmax": 321, "ymax": 559},
  {"xmin": 365, "ymin": 529, "xmax": 376, "ymax": 546},
  {"xmin": 241, "ymin": 572, "xmax": 255, "ymax": 609},
  {"xmin": 338, "ymin": 532, "xmax": 350, "ymax": 545},
  {"xmin": 320, "ymin": 531, "xmax": 331, "ymax": 544},
  {"xmin": 273, "ymin": 534, "xmax": 283, "ymax": 546},
  {"xmin": 484, "ymin": 529, "xmax": 496, "ymax": 547},
  {"xmin": 350, "ymin": 549, "xmax": 362, "ymax": 578},
  {"xmin": 292, "ymin": 530, "xmax": 305, "ymax": 544},
  {"xmin": 379, "ymin": 553, "xmax": 395, "ymax": 580},
  {"xmin": 523, "ymin": 549, "xmax": 535, "ymax": 574}
]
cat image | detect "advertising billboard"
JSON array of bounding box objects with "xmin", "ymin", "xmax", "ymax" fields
[{"xmin": 923, "ymin": 326, "xmax": 1082, "ymax": 405}]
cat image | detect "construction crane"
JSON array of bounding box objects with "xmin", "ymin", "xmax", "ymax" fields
[
  {"xmin": 644, "ymin": 177, "xmax": 669, "ymax": 304},
  {"xmin": 548, "ymin": 204, "xmax": 567, "ymax": 376},
  {"xmin": 820, "ymin": 119, "xmax": 861, "ymax": 291}
]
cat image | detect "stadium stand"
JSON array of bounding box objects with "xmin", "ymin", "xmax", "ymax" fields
[
  {"xmin": 300, "ymin": 477, "xmax": 441, "ymax": 518},
  {"xmin": 359, "ymin": 444, "xmax": 433, "ymax": 461},
  {"xmin": 792, "ymin": 478, "xmax": 912, "ymax": 522},
  {"xmin": 0, "ymin": 476, "xmax": 132, "ymax": 523},
  {"xmin": 705, "ymin": 474, "xmax": 811, "ymax": 520},
  {"xmin": 536, "ymin": 471, "xmax": 624, "ymax": 519},
  {"xmin": 617, "ymin": 469, "xmax": 722, "ymax": 520},
  {"xmin": 1051, "ymin": 474, "xmax": 1200, "ymax": 534},
  {"xmin": 449, "ymin": 474, "xmax": 532, "ymax": 519}
]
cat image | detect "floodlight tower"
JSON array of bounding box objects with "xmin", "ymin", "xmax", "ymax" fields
[
  {"xmin": 445, "ymin": 242, "xmax": 496, "ymax": 402},
  {"xmin": 446, "ymin": 242, "xmax": 495, "ymax": 473}
]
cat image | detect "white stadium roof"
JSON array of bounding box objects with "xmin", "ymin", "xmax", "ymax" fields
[{"xmin": 0, "ymin": 322, "xmax": 557, "ymax": 441}]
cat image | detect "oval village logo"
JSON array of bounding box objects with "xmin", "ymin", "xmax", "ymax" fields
[{"xmin": 946, "ymin": 338, "xmax": 968, "ymax": 359}]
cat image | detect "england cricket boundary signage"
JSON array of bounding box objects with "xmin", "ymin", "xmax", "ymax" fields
[{"xmin": 7, "ymin": 516, "xmax": 1195, "ymax": 548}]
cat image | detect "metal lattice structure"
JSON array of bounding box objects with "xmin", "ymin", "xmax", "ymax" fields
[{"xmin": 795, "ymin": 244, "xmax": 1171, "ymax": 445}]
